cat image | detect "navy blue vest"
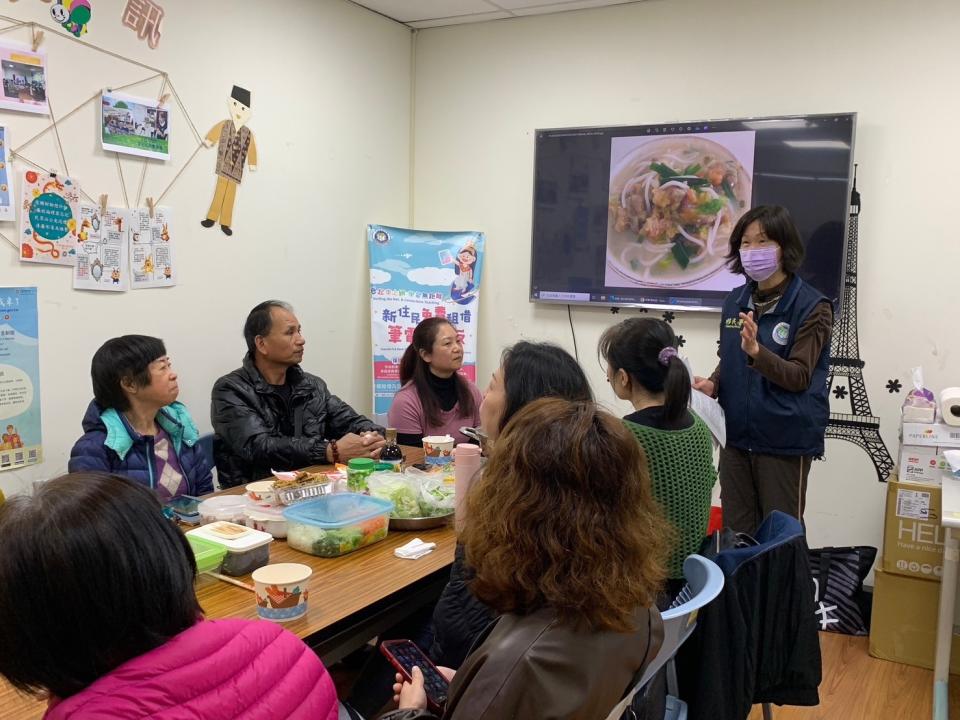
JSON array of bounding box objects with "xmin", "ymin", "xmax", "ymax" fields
[{"xmin": 717, "ymin": 275, "xmax": 831, "ymax": 456}]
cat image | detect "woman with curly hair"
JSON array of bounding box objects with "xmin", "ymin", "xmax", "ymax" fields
[{"xmin": 381, "ymin": 397, "xmax": 671, "ymax": 720}]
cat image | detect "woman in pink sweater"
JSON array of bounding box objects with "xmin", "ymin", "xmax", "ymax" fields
[
  {"xmin": 388, "ymin": 317, "xmax": 482, "ymax": 446},
  {"xmin": 0, "ymin": 472, "xmax": 339, "ymax": 720}
]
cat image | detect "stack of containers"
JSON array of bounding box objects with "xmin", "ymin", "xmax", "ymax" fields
[{"xmin": 870, "ymin": 377, "xmax": 960, "ymax": 671}]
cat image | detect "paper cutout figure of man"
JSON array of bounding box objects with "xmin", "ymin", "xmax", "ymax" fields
[{"xmin": 201, "ymin": 86, "xmax": 257, "ymax": 236}]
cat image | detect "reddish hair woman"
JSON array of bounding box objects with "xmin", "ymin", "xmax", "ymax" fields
[{"xmin": 382, "ymin": 398, "xmax": 671, "ymax": 719}]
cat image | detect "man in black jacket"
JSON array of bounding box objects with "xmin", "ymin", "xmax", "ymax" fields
[{"xmin": 211, "ymin": 300, "xmax": 385, "ymax": 487}]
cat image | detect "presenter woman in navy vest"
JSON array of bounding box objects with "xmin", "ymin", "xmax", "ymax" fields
[{"xmin": 693, "ymin": 205, "xmax": 833, "ymax": 535}]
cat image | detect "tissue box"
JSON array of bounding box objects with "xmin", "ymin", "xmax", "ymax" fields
[
  {"xmin": 881, "ymin": 477, "xmax": 945, "ymax": 580},
  {"xmin": 901, "ymin": 422, "xmax": 960, "ymax": 449},
  {"xmin": 898, "ymin": 445, "xmax": 951, "ymax": 485}
]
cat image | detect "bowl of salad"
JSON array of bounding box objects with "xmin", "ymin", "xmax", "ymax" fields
[{"xmin": 367, "ymin": 472, "xmax": 455, "ymax": 530}]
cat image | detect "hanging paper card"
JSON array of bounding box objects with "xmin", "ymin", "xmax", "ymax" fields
[
  {"xmin": 101, "ymin": 90, "xmax": 170, "ymax": 161},
  {"xmin": 73, "ymin": 203, "xmax": 130, "ymax": 292},
  {"xmin": 130, "ymin": 206, "xmax": 175, "ymax": 288},
  {"xmin": 0, "ymin": 126, "xmax": 12, "ymax": 221},
  {"xmin": 19, "ymin": 170, "xmax": 80, "ymax": 266},
  {"xmin": 0, "ymin": 41, "xmax": 49, "ymax": 115}
]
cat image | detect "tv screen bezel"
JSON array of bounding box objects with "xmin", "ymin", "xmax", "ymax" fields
[{"xmin": 529, "ymin": 111, "xmax": 857, "ymax": 314}]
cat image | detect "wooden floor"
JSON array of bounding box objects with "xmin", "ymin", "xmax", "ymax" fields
[{"xmin": 747, "ymin": 632, "xmax": 960, "ymax": 720}]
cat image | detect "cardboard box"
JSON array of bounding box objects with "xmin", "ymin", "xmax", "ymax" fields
[
  {"xmin": 901, "ymin": 421, "xmax": 960, "ymax": 449},
  {"xmin": 869, "ymin": 567, "xmax": 960, "ymax": 674},
  {"xmin": 882, "ymin": 477, "xmax": 945, "ymax": 580},
  {"xmin": 898, "ymin": 444, "xmax": 951, "ymax": 485}
]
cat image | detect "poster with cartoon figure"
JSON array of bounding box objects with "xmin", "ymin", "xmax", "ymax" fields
[
  {"xmin": 130, "ymin": 205, "xmax": 175, "ymax": 288},
  {"xmin": 0, "ymin": 126, "xmax": 12, "ymax": 222},
  {"xmin": 0, "ymin": 286, "xmax": 42, "ymax": 472},
  {"xmin": 73, "ymin": 203, "xmax": 130, "ymax": 292},
  {"xmin": 19, "ymin": 170, "xmax": 80, "ymax": 266},
  {"xmin": 367, "ymin": 225, "xmax": 485, "ymax": 416}
]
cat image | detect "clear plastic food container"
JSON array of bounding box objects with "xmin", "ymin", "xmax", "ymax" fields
[
  {"xmin": 198, "ymin": 495, "xmax": 251, "ymax": 525},
  {"xmin": 244, "ymin": 505, "xmax": 288, "ymax": 539},
  {"xmin": 283, "ymin": 493, "xmax": 393, "ymax": 558},
  {"xmin": 186, "ymin": 522, "xmax": 273, "ymax": 576}
]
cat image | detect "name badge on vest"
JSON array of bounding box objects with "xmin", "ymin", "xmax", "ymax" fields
[
  {"xmin": 772, "ymin": 322, "xmax": 790, "ymax": 346},
  {"xmin": 724, "ymin": 316, "xmax": 743, "ymax": 330}
]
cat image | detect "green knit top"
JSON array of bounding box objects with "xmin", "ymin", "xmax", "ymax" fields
[{"xmin": 623, "ymin": 412, "xmax": 717, "ymax": 579}]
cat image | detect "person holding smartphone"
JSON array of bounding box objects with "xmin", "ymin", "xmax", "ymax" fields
[
  {"xmin": 379, "ymin": 398, "xmax": 670, "ymax": 719},
  {"xmin": 693, "ymin": 205, "xmax": 833, "ymax": 535}
]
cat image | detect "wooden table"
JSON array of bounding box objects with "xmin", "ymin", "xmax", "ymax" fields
[{"xmin": 0, "ymin": 448, "xmax": 456, "ymax": 719}]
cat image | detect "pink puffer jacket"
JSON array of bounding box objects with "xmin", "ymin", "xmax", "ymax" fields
[{"xmin": 45, "ymin": 618, "xmax": 339, "ymax": 719}]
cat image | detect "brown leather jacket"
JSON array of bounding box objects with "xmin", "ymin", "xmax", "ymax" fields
[{"xmin": 380, "ymin": 605, "xmax": 663, "ymax": 720}]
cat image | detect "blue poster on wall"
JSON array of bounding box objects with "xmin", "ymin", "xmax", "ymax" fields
[
  {"xmin": 368, "ymin": 225, "xmax": 485, "ymax": 416},
  {"xmin": 0, "ymin": 287, "xmax": 42, "ymax": 472}
]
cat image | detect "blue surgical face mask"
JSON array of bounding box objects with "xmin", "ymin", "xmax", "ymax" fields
[{"xmin": 739, "ymin": 246, "xmax": 780, "ymax": 282}]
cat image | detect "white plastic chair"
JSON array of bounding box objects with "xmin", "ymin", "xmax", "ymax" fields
[{"xmin": 605, "ymin": 555, "xmax": 725, "ymax": 720}]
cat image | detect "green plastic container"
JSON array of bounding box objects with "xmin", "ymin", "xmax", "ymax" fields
[{"xmin": 188, "ymin": 534, "xmax": 227, "ymax": 573}]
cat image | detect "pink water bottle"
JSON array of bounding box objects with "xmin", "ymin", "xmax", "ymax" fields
[{"xmin": 453, "ymin": 443, "xmax": 482, "ymax": 532}]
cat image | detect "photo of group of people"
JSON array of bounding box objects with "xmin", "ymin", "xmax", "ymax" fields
[
  {"xmin": 0, "ymin": 42, "xmax": 48, "ymax": 114},
  {"xmin": 101, "ymin": 90, "xmax": 170, "ymax": 160}
]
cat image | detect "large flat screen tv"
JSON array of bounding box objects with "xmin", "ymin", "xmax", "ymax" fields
[{"xmin": 530, "ymin": 112, "xmax": 856, "ymax": 312}]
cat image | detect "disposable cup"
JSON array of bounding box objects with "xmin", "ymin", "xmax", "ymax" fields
[
  {"xmin": 422, "ymin": 435, "xmax": 455, "ymax": 465},
  {"xmin": 252, "ymin": 563, "xmax": 312, "ymax": 622}
]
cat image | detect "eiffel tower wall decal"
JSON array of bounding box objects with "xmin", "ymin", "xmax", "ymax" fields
[{"xmin": 825, "ymin": 170, "xmax": 895, "ymax": 482}]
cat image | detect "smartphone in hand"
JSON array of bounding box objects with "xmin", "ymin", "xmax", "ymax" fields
[{"xmin": 380, "ymin": 639, "xmax": 449, "ymax": 714}]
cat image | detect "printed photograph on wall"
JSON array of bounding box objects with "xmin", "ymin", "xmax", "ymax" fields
[
  {"xmin": 605, "ymin": 131, "xmax": 755, "ymax": 291},
  {"xmin": 0, "ymin": 41, "xmax": 48, "ymax": 115},
  {"xmin": 101, "ymin": 90, "xmax": 170, "ymax": 160}
]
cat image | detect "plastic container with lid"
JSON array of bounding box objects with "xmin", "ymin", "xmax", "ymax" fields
[
  {"xmin": 198, "ymin": 495, "xmax": 251, "ymax": 525},
  {"xmin": 187, "ymin": 534, "xmax": 228, "ymax": 573},
  {"xmin": 186, "ymin": 522, "xmax": 273, "ymax": 576},
  {"xmin": 283, "ymin": 493, "xmax": 393, "ymax": 557},
  {"xmin": 347, "ymin": 457, "xmax": 376, "ymax": 493},
  {"xmin": 244, "ymin": 504, "xmax": 288, "ymax": 538}
]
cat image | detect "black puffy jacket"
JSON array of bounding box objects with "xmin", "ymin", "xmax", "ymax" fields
[
  {"xmin": 430, "ymin": 543, "xmax": 497, "ymax": 668},
  {"xmin": 211, "ymin": 355, "xmax": 383, "ymax": 487}
]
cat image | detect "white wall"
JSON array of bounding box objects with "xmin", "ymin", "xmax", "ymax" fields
[
  {"xmin": 410, "ymin": 0, "xmax": 960, "ymax": 553},
  {"xmin": 0, "ymin": 0, "xmax": 412, "ymax": 495}
]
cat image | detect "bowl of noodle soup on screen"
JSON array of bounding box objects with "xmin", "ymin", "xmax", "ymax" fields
[{"xmin": 606, "ymin": 135, "xmax": 752, "ymax": 288}]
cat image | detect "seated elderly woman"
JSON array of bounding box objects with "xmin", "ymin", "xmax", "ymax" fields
[
  {"xmin": 381, "ymin": 397, "xmax": 671, "ymax": 720},
  {"xmin": 0, "ymin": 472, "xmax": 338, "ymax": 719},
  {"xmin": 69, "ymin": 335, "xmax": 212, "ymax": 498}
]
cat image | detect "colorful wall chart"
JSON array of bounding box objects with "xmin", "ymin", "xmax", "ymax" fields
[
  {"xmin": 130, "ymin": 206, "xmax": 175, "ymax": 288},
  {"xmin": 74, "ymin": 203, "xmax": 130, "ymax": 291},
  {"xmin": 19, "ymin": 170, "xmax": 80, "ymax": 266},
  {"xmin": 368, "ymin": 225, "xmax": 485, "ymax": 415},
  {"xmin": 0, "ymin": 287, "xmax": 42, "ymax": 472}
]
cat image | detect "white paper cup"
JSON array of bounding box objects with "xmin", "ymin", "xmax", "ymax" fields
[
  {"xmin": 422, "ymin": 435, "xmax": 455, "ymax": 465},
  {"xmin": 252, "ymin": 563, "xmax": 312, "ymax": 622}
]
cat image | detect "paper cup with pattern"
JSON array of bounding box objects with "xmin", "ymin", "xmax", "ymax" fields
[
  {"xmin": 252, "ymin": 563, "xmax": 311, "ymax": 622},
  {"xmin": 422, "ymin": 435, "xmax": 455, "ymax": 466}
]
